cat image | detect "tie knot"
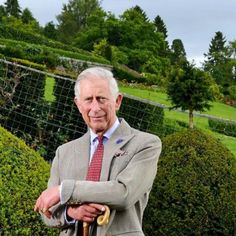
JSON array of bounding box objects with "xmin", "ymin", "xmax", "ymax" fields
[{"xmin": 97, "ymin": 136, "xmax": 104, "ymax": 144}]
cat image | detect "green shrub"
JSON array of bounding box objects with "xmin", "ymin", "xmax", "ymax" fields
[
  {"xmin": 208, "ymin": 118, "xmax": 236, "ymax": 137},
  {"xmin": 0, "ymin": 126, "xmax": 58, "ymax": 235},
  {"xmin": 10, "ymin": 58, "xmax": 46, "ymax": 71},
  {"xmin": 157, "ymin": 118, "xmax": 187, "ymax": 138},
  {"xmin": 32, "ymin": 51, "xmax": 60, "ymax": 69},
  {"xmin": 113, "ymin": 64, "xmax": 147, "ymax": 84},
  {"xmin": 144, "ymin": 129, "xmax": 236, "ymax": 235},
  {"xmin": 0, "ymin": 45, "xmax": 24, "ymax": 59}
]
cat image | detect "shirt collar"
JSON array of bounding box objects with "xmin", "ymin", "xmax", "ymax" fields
[{"xmin": 90, "ymin": 118, "xmax": 120, "ymax": 144}]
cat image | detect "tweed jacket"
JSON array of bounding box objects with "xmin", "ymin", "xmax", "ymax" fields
[{"xmin": 43, "ymin": 119, "xmax": 161, "ymax": 236}]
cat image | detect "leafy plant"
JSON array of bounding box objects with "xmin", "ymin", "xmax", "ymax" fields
[
  {"xmin": 144, "ymin": 129, "xmax": 236, "ymax": 235},
  {"xmin": 0, "ymin": 126, "xmax": 58, "ymax": 235}
]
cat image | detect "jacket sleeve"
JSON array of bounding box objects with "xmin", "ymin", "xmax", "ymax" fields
[
  {"xmin": 41, "ymin": 148, "xmax": 74, "ymax": 229},
  {"xmin": 61, "ymin": 134, "xmax": 161, "ymax": 210}
]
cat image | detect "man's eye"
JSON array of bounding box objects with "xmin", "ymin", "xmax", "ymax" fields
[
  {"xmin": 98, "ymin": 97, "xmax": 106, "ymax": 103},
  {"xmin": 85, "ymin": 98, "xmax": 92, "ymax": 102}
]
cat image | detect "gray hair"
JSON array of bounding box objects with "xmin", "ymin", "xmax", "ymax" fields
[{"xmin": 74, "ymin": 67, "xmax": 119, "ymax": 99}]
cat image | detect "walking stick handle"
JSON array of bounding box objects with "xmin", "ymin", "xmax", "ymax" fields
[
  {"xmin": 83, "ymin": 205, "xmax": 110, "ymax": 236},
  {"xmin": 97, "ymin": 205, "xmax": 110, "ymax": 225}
]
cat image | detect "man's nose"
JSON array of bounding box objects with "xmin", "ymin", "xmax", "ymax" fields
[{"xmin": 90, "ymin": 99, "xmax": 101, "ymax": 111}]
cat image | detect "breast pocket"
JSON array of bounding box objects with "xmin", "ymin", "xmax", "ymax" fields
[{"xmin": 109, "ymin": 151, "xmax": 132, "ymax": 180}]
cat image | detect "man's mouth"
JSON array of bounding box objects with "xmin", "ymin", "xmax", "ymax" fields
[{"xmin": 90, "ymin": 116, "xmax": 103, "ymax": 120}]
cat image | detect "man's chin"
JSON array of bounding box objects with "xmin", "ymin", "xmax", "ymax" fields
[{"xmin": 90, "ymin": 123, "xmax": 105, "ymax": 133}]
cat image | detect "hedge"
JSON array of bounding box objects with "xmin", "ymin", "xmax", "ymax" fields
[
  {"xmin": 208, "ymin": 118, "xmax": 236, "ymax": 137},
  {"xmin": 118, "ymin": 96, "xmax": 164, "ymax": 137},
  {"xmin": 0, "ymin": 126, "xmax": 58, "ymax": 235},
  {"xmin": 0, "ymin": 37, "xmax": 110, "ymax": 68},
  {"xmin": 143, "ymin": 129, "xmax": 236, "ymax": 235}
]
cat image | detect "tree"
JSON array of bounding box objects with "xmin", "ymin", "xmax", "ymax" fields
[
  {"xmin": 170, "ymin": 39, "xmax": 187, "ymax": 65},
  {"xmin": 118, "ymin": 6, "xmax": 168, "ymax": 72},
  {"xmin": 121, "ymin": 5, "xmax": 149, "ymax": 23},
  {"xmin": 167, "ymin": 62, "xmax": 215, "ymax": 128},
  {"xmin": 57, "ymin": 0, "xmax": 101, "ymax": 43},
  {"xmin": 4, "ymin": 0, "xmax": 21, "ymax": 18},
  {"xmin": 0, "ymin": 5, "xmax": 6, "ymax": 20},
  {"xmin": 154, "ymin": 15, "xmax": 168, "ymax": 39},
  {"xmin": 21, "ymin": 8, "xmax": 35, "ymax": 24},
  {"xmin": 204, "ymin": 31, "xmax": 229, "ymax": 67},
  {"xmin": 73, "ymin": 8, "xmax": 107, "ymax": 50},
  {"xmin": 43, "ymin": 21, "xmax": 58, "ymax": 40},
  {"xmin": 203, "ymin": 31, "xmax": 232, "ymax": 91}
]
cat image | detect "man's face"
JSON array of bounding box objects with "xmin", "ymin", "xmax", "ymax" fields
[{"xmin": 74, "ymin": 77, "xmax": 123, "ymax": 135}]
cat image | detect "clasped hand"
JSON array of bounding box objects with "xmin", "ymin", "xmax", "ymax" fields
[
  {"xmin": 34, "ymin": 186, "xmax": 106, "ymax": 222},
  {"xmin": 34, "ymin": 186, "xmax": 60, "ymax": 218}
]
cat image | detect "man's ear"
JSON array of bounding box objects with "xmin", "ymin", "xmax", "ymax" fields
[{"xmin": 115, "ymin": 93, "xmax": 123, "ymax": 111}]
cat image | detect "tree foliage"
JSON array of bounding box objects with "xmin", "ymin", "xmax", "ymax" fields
[
  {"xmin": 56, "ymin": 0, "xmax": 101, "ymax": 43},
  {"xmin": 43, "ymin": 21, "xmax": 58, "ymax": 40},
  {"xmin": 21, "ymin": 8, "xmax": 35, "ymax": 24},
  {"xmin": 4, "ymin": 0, "xmax": 21, "ymax": 18},
  {"xmin": 170, "ymin": 39, "xmax": 187, "ymax": 65},
  {"xmin": 154, "ymin": 15, "xmax": 168, "ymax": 39},
  {"xmin": 167, "ymin": 62, "xmax": 215, "ymax": 128},
  {"xmin": 203, "ymin": 31, "xmax": 234, "ymax": 96}
]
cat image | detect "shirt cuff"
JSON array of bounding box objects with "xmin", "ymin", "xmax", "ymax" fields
[{"xmin": 64, "ymin": 206, "xmax": 76, "ymax": 225}]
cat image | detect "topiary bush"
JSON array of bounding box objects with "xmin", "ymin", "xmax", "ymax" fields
[
  {"xmin": 143, "ymin": 129, "xmax": 236, "ymax": 235},
  {"xmin": 0, "ymin": 126, "xmax": 58, "ymax": 235}
]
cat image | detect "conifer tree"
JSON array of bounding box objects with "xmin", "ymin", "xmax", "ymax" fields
[
  {"xmin": 154, "ymin": 15, "xmax": 168, "ymax": 39},
  {"xmin": 203, "ymin": 31, "xmax": 233, "ymax": 94},
  {"xmin": 21, "ymin": 8, "xmax": 35, "ymax": 24},
  {"xmin": 44, "ymin": 21, "xmax": 58, "ymax": 40},
  {"xmin": 204, "ymin": 31, "xmax": 229, "ymax": 68},
  {"xmin": 4, "ymin": 0, "xmax": 21, "ymax": 18},
  {"xmin": 167, "ymin": 62, "xmax": 215, "ymax": 128},
  {"xmin": 170, "ymin": 39, "xmax": 187, "ymax": 65},
  {"xmin": 0, "ymin": 5, "xmax": 6, "ymax": 20}
]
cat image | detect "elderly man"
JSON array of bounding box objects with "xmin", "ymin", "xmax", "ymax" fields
[{"xmin": 34, "ymin": 67, "xmax": 161, "ymax": 236}]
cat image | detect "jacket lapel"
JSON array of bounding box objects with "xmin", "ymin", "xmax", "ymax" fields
[
  {"xmin": 100, "ymin": 119, "xmax": 135, "ymax": 181},
  {"xmin": 74, "ymin": 131, "xmax": 90, "ymax": 180}
]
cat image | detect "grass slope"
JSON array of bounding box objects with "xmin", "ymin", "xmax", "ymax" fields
[{"xmin": 119, "ymin": 84, "xmax": 236, "ymax": 156}]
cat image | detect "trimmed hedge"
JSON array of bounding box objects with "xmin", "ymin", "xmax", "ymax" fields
[
  {"xmin": 0, "ymin": 126, "xmax": 58, "ymax": 235},
  {"xmin": 10, "ymin": 58, "xmax": 46, "ymax": 71},
  {"xmin": 208, "ymin": 118, "xmax": 236, "ymax": 137},
  {"xmin": 143, "ymin": 129, "xmax": 236, "ymax": 235},
  {"xmin": 0, "ymin": 37, "xmax": 110, "ymax": 68},
  {"xmin": 118, "ymin": 96, "xmax": 164, "ymax": 136},
  {"xmin": 0, "ymin": 24, "xmax": 85, "ymax": 54},
  {"xmin": 113, "ymin": 64, "xmax": 147, "ymax": 84}
]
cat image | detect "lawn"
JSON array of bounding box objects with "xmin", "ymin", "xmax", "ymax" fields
[
  {"xmin": 119, "ymin": 84, "xmax": 236, "ymax": 156},
  {"xmin": 120, "ymin": 85, "xmax": 236, "ymax": 121},
  {"xmin": 44, "ymin": 76, "xmax": 56, "ymax": 102}
]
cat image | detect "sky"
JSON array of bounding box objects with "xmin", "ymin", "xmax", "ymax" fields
[{"xmin": 1, "ymin": 0, "xmax": 235, "ymax": 67}]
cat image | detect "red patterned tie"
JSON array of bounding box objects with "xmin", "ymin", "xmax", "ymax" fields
[{"xmin": 86, "ymin": 136, "xmax": 104, "ymax": 181}]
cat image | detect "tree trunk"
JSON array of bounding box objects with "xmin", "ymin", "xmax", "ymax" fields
[{"xmin": 189, "ymin": 110, "xmax": 194, "ymax": 129}]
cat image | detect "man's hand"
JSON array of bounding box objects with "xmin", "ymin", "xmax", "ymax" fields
[
  {"xmin": 34, "ymin": 186, "xmax": 60, "ymax": 218},
  {"xmin": 67, "ymin": 203, "xmax": 106, "ymax": 223}
]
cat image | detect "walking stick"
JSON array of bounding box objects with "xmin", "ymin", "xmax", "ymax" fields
[{"xmin": 83, "ymin": 205, "xmax": 110, "ymax": 236}]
